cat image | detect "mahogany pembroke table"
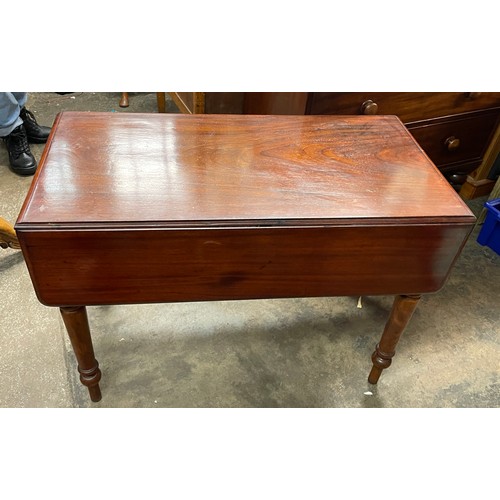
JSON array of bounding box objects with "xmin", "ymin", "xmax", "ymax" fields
[{"xmin": 16, "ymin": 112, "xmax": 476, "ymax": 402}]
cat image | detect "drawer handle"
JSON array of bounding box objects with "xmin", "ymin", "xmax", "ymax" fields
[
  {"xmin": 360, "ymin": 100, "xmax": 378, "ymax": 115},
  {"xmin": 465, "ymin": 92, "xmax": 482, "ymax": 99},
  {"xmin": 445, "ymin": 136, "xmax": 461, "ymax": 152}
]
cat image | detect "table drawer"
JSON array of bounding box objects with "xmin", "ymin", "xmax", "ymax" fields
[
  {"xmin": 308, "ymin": 92, "xmax": 500, "ymax": 123},
  {"xmin": 406, "ymin": 109, "xmax": 500, "ymax": 170}
]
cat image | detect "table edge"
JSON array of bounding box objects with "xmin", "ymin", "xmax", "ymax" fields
[{"xmin": 15, "ymin": 215, "xmax": 477, "ymax": 232}]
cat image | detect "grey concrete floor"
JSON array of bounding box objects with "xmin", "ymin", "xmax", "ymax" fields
[{"xmin": 1, "ymin": 92, "xmax": 499, "ymax": 408}]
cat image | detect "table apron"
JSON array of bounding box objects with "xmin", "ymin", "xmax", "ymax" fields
[{"xmin": 17, "ymin": 224, "xmax": 472, "ymax": 306}]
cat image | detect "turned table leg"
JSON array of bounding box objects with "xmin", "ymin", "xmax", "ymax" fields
[
  {"xmin": 368, "ymin": 294, "xmax": 421, "ymax": 384},
  {"xmin": 60, "ymin": 306, "xmax": 102, "ymax": 402}
]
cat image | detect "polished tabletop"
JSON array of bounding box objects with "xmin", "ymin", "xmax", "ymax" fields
[{"xmin": 17, "ymin": 112, "xmax": 474, "ymax": 228}]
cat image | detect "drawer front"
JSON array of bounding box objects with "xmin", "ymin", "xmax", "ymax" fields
[
  {"xmin": 406, "ymin": 109, "xmax": 500, "ymax": 170},
  {"xmin": 308, "ymin": 92, "xmax": 500, "ymax": 123}
]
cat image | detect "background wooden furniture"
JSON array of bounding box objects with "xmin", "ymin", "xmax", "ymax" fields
[
  {"xmin": 478, "ymin": 170, "xmax": 500, "ymax": 224},
  {"xmin": 16, "ymin": 112, "xmax": 475, "ymax": 402},
  {"xmin": 166, "ymin": 92, "xmax": 305, "ymax": 115},
  {"xmin": 167, "ymin": 92, "xmax": 205, "ymax": 114},
  {"xmin": 0, "ymin": 216, "xmax": 20, "ymax": 250},
  {"xmin": 167, "ymin": 92, "xmax": 245, "ymax": 114},
  {"xmin": 166, "ymin": 92, "xmax": 500, "ymax": 194},
  {"xmin": 119, "ymin": 92, "xmax": 167, "ymax": 112},
  {"xmin": 460, "ymin": 123, "xmax": 500, "ymax": 200}
]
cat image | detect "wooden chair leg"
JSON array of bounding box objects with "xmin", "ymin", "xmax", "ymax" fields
[
  {"xmin": 0, "ymin": 217, "xmax": 21, "ymax": 250},
  {"xmin": 119, "ymin": 92, "xmax": 129, "ymax": 108},
  {"xmin": 121, "ymin": 92, "xmax": 166, "ymax": 112}
]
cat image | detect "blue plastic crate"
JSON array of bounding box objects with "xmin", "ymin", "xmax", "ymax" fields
[{"xmin": 477, "ymin": 198, "xmax": 500, "ymax": 255}]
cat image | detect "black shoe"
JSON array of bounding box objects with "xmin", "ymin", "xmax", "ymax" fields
[
  {"xmin": 20, "ymin": 107, "xmax": 51, "ymax": 143},
  {"xmin": 3, "ymin": 125, "xmax": 37, "ymax": 176}
]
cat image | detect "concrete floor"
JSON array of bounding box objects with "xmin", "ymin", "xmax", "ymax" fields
[{"xmin": 1, "ymin": 92, "xmax": 499, "ymax": 408}]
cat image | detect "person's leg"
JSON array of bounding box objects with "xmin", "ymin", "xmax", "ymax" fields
[
  {"xmin": 16, "ymin": 92, "xmax": 53, "ymax": 143},
  {"xmin": 1, "ymin": 92, "xmax": 51, "ymax": 143},
  {"xmin": 0, "ymin": 92, "xmax": 36, "ymax": 175},
  {"xmin": 0, "ymin": 92, "xmax": 25, "ymax": 137},
  {"xmin": 12, "ymin": 92, "xmax": 27, "ymax": 108},
  {"xmin": 20, "ymin": 105, "xmax": 52, "ymax": 143}
]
